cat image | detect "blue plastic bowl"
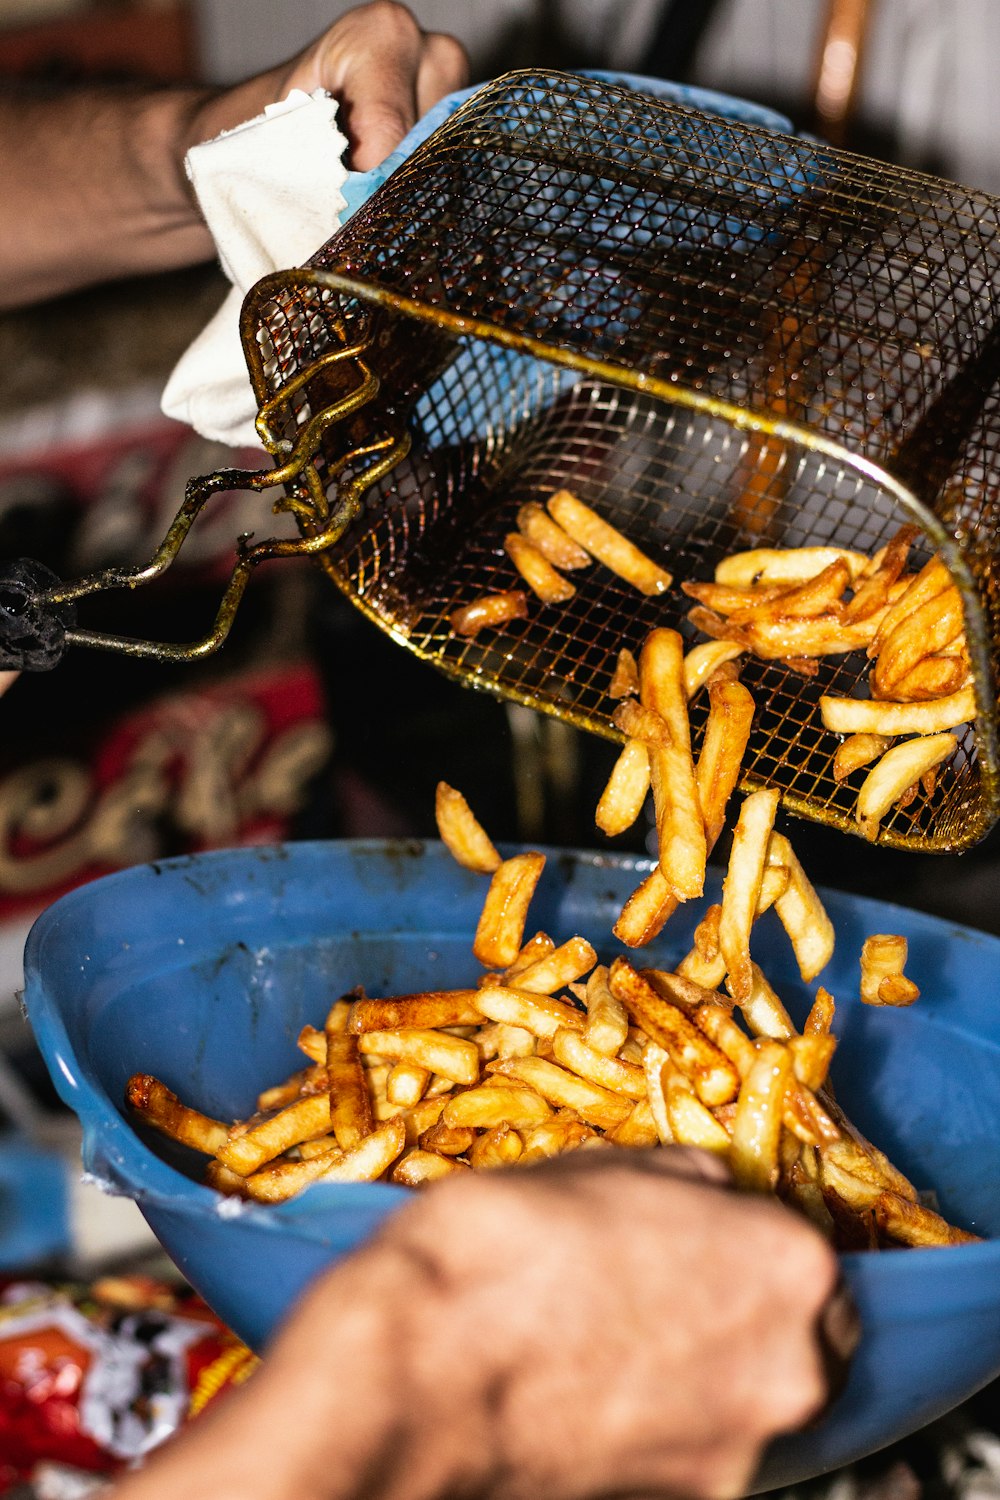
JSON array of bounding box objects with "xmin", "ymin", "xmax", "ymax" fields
[{"xmin": 22, "ymin": 840, "xmax": 1000, "ymax": 1490}]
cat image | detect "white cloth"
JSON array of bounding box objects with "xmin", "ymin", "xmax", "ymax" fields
[{"xmin": 161, "ymin": 89, "xmax": 349, "ymax": 447}]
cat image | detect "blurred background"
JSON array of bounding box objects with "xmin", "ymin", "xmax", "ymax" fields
[{"xmin": 1, "ymin": 2, "xmax": 999, "ymax": 1492}]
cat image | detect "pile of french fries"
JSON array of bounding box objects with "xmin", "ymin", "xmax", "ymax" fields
[{"xmin": 126, "ymin": 636, "xmax": 977, "ymax": 1249}]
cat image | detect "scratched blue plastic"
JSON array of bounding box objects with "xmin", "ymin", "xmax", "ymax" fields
[{"xmin": 21, "ymin": 839, "xmax": 1000, "ymax": 1490}]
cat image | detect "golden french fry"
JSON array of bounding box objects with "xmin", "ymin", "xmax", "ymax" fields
[
  {"xmin": 511, "ymin": 936, "xmax": 597, "ymax": 995},
  {"xmin": 841, "ymin": 526, "xmax": 918, "ymax": 625},
  {"xmin": 516, "ymin": 501, "xmax": 592, "ymax": 570},
  {"xmin": 547, "ymin": 489, "xmax": 673, "ymax": 596},
  {"xmin": 821, "ymin": 690, "xmax": 971, "ymax": 738},
  {"xmin": 734, "ymin": 962, "xmax": 796, "ymax": 1040},
  {"xmin": 356, "ymin": 1029, "xmax": 480, "ymax": 1086},
  {"xmin": 734, "ymin": 611, "xmax": 889, "ymax": 659},
  {"xmin": 468, "ymin": 1122, "xmax": 525, "ymax": 1169},
  {"xmin": 216, "ymin": 1093, "xmax": 331, "ymax": 1177},
  {"xmin": 595, "ymin": 739, "xmax": 650, "ymax": 837},
  {"xmin": 520, "ymin": 1115, "xmax": 596, "ymax": 1160},
  {"xmin": 474, "ymin": 1021, "xmax": 536, "ymax": 1060},
  {"xmin": 874, "ymin": 1191, "xmax": 982, "ymax": 1247},
  {"xmin": 297, "ymin": 1024, "xmax": 326, "ymax": 1063},
  {"xmin": 125, "ymin": 1075, "xmax": 230, "ymax": 1157},
  {"xmin": 696, "ymin": 677, "xmax": 756, "ymax": 847},
  {"xmin": 443, "ymin": 1083, "xmax": 552, "ymax": 1130},
  {"xmin": 392, "ymin": 1149, "xmax": 470, "ymax": 1186},
  {"xmin": 400, "ymin": 1094, "xmax": 448, "ymax": 1146},
  {"xmin": 663, "ymin": 1061, "xmax": 731, "ymax": 1153},
  {"xmin": 729, "ymin": 1039, "xmax": 793, "ymax": 1192},
  {"xmin": 609, "ymin": 646, "xmax": 640, "ymax": 698},
  {"xmin": 868, "ymin": 555, "xmax": 951, "ymax": 657},
  {"xmin": 418, "ymin": 1120, "xmax": 476, "ymax": 1156},
  {"xmin": 766, "ymin": 832, "xmax": 835, "ymax": 983},
  {"xmin": 609, "ymin": 958, "xmax": 740, "ymax": 1107},
  {"xmin": 682, "ymin": 579, "xmax": 787, "ymax": 616},
  {"xmin": 880, "ymin": 655, "xmax": 969, "ymax": 703},
  {"xmin": 612, "ymin": 864, "xmax": 677, "ymax": 948},
  {"xmin": 551, "ymin": 1027, "xmax": 647, "ymax": 1101},
  {"xmin": 611, "ymin": 698, "xmax": 673, "ymax": 749},
  {"xmin": 386, "ymin": 1063, "xmax": 430, "ymax": 1108},
  {"xmin": 326, "ymin": 1032, "xmax": 375, "ymax": 1152},
  {"xmin": 244, "ymin": 1117, "xmax": 407, "ymax": 1201},
  {"xmin": 728, "ymin": 560, "xmax": 853, "ymax": 625},
  {"xmin": 872, "ymin": 586, "xmax": 965, "ymax": 696},
  {"xmin": 640, "ymin": 628, "xmax": 706, "ymax": 900},
  {"xmin": 474, "ymin": 982, "xmax": 585, "ymax": 1038},
  {"xmin": 719, "ymin": 789, "xmax": 781, "ymax": 1003},
  {"xmin": 805, "ymin": 986, "xmax": 836, "ymax": 1035},
  {"xmin": 693, "ymin": 1003, "xmax": 757, "ymax": 1077},
  {"xmin": 715, "ymin": 546, "xmax": 869, "ymax": 588},
  {"xmin": 504, "ymin": 532, "xmax": 576, "ymax": 604},
  {"xmin": 788, "ymin": 1033, "xmax": 837, "ymax": 1093},
  {"xmin": 257, "ymin": 1064, "xmax": 327, "ymax": 1114},
  {"xmin": 683, "ymin": 639, "xmax": 745, "ymax": 698},
  {"xmin": 833, "ymin": 733, "xmax": 893, "ymax": 781},
  {"xmin": 860, "ymin": 933, "xmax": 919, "ymax": 1007},
  {"xmin": 450, "ymin": 590, "xmax": 529, "ymax": 638},
  {"xmin": 473, "ymin": 851, "xmax": 546, "ymax": 968},
  {"xmin": 642, "ymin": 1042, "xmax": 674, "ymax": 1145},
  {"xmin": 349, "ymin": 991, "xmax": 484, "ymax": 1032},
  {"xmin": 856, "ymin": 734, "xmax": 957, "ymax": 840},
  {"xmin": 489, "ymin": 1055, "xmax": 633, "ymax": 1130},
  {"xmin": 504, "ymin": 932, "xmax": 556, "ymax": 980},
  {"xmin": 434, "ymin": 782, "xmax": 502, "ymax": 874},
  {"xmin": 583, "ymin": 964, "xmax": 629, "ymax": 1055}
]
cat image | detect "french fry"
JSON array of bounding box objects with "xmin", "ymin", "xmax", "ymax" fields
[
  {"xmin": 833, "ymin": 733, "xmax": 893, "ymax": 781},
  {"xmin": 820, "ymin": 689, "xmax": 973, "ymax": 738},
  {"xmin": 257, "ymin": 1064, "xmax": 327, "ymax": 1114},
  {"xmin": 583, "ymin": 964, "xmax": 629, "ymax": 1056},
  {"xmin": 547, "ymin": 489, "xmax": 673, "ymax": 596},
  {"xmin": 516, "ymin": 501, "xmax": 592, "ymax": 570},
  {"xmin": 612, "ymin": 864, "xmax": 677, "ymax": 948},
  {"xmin": 442, "ymin": 1083, "xmax": 552, "ymax": 1130},
  {"xmin": 450, "ymin": 590, "xmax": 529, "ymax": 638},
  {"xmin": 642, "ymin": 1043, "xmax": 674, "ymax": 1144},
  {"xmin": 595, "ymin": 738, "xmax": 651, "ymax": 837},
  {"xmin": 244, "ymin": 1118, "xmax": 407, "ymax": 1202},
  {"xmin": 386, "ymin": 1063, "xmax": 430, "ymax": 1108},
  {"xmin": 503, "ymin": 932, "xmax": 556, "ymax": 980},
  {"xmin": 474, "ymin": 982, "xmax": 585, "ymax": 1038},
  {"xmin": 468, "ymin": 1122, "xmax": 525, "ymax": 1169},
  {"xmin": 216, "ymin": 1093, "xmax": 332, "ymax": 1177},
  {"xmin": 125, "ymin": 1075, "xmax": 230, "ymax": 1157},
  {"xmin": 392, "ymin": 1149, "xmax": 470, "ymax": 1186},
  {"xmin": 868, "ymin": 555, "xmax": 952, "ymax": 658},
  {"xmin": 473, "ymin": 851, "xmax": 546, "ymax": 968},
  {"xmin": 356, "ymin": 1029, "xmax": 480, "ymax": 1086},
  {"xmin": 609, "ymin": 958, "xmax": 740, "ymax": 1106},
  {"xmin": 734, "ymin": 962, "xmax": 796, "ymax": 1040},
  {"xmin": 696, "ymin": 678, "xmax": 756, "ymax": 847},
  {"xmin": 766, "ymin": 832, "xmax": 835, "ymax": 982},
  {"xmin": 551, "ymin": 1027, "xmax": 647, "ymax": 1101},
  {"xmin": 349, "ymin": 991, "xmax": 485, "ymax": 1032},
  {"xmin": 609, "ymin": 646, "xmax": 640, "ymax": 698},
  {"xmin": 504, "ymin": 532, "xmax": 576, "ymax": 604},
  {"xmin": 729, "ymin": 1039, "xmax": 793, "ymax": 1192},
  {"xmin": 805, "ymin": 987, "xmax": 836, "ymax": 1035},
  {"xmin": 609, "ymin": 1097, "xmax": 660, "ymax": 1147},
  {"xmin": 856, "ymin": 734, "xmax": 957, "ymax": 839},
  {"xmin": 880, "ymin": 655, "xmax": 969, "ymax": 703},
  {"xmin": 727, "ymin": 560, "xmax": 853, "ymax": 624},
  {"xmin": 860, "ymin": 934, "xmax": 919, "ymax": 1007},
  {"xmin": 326, "ymin": 1032, "xmax": 375, "ymax": 1151},
  {"xmin": 874, "ymin": 1191, "xmax": 982, "ymax": 1247},
  {"xmin": 719, "ymin": 789, "xmax": 781, "ymax": 1003},
  {"xmin": 787, "ymin": 1033, "xmax": 837, "ymax": 1093},
  {"xmin": 714, "ymin": 546, "xmax": 868, "ymax": 588},
  {"xmin": 663, "ymin": 1061, "xmax": 731, "ymax": 1153},
  {"xmin": 872, "ymin": 586, "xmax": 965, "ymax": 696},
  {"xmin": 840, "ymin": 526, "xmax": 918, "ymax": 625},
  {"xmin": 489, "ymin": 1055, "xmax": 633, "ymax": 1130},
  {"xmin": 474, "ymin": 1021, "xmax": 536, "ymax": 1060},
  {"xmin": 640, "ymin": 628, "xmax": 706, "ymax": 901},
  {"xmin": 435, "ymin": 782, "xmax": 502, "ymax": 873},
  {"xmin": 683, "ymin": 639, "xmax": 745, "ymax": 698},
  {"xmin": 418, "ymin": 1120, "xmax": 476, "ymax": 1156},
  {"xmin": 520, "ymin": 1115, "xmax": 596, "ymax": 1160},
  {"xmin": 511, "ymin": 936, "xmax": 598, "ymax": 995}
]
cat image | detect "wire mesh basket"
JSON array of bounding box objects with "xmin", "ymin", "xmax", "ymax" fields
[{"xmin": 30, "ymin": 69, "xmax": 1000, "ymax": 852}]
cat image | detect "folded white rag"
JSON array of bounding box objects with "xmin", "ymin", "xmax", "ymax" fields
[{"xmin": 161, "ymin": 89, "xmax": 349, "ymax": 448}]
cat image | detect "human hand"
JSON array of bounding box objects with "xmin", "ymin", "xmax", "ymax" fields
[
  {"xmin": 190, "ymin": 2, "xmax": 469, "ymax": 171},
  {"xmin": 112, "ymin": 1148, "xmax": 857, "ymax": 1500}
]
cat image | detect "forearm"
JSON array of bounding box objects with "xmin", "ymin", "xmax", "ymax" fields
[{"xmin": 0, "ymin": 68, "xmax": 296, "ymax": 309}]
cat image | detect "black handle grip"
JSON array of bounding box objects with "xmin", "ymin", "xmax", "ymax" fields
[{"xmin": 0, "ymin": 559, "xmax": 77, "ymax": 671}]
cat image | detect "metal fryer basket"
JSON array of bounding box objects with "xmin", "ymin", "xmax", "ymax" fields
[{"xmin": 38, "ymin": 69, "xmax": 1000, "ymax": 853}]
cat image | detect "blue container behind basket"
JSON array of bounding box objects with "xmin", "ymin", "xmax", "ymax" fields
[{"xmin": 21, "ymin": 837, "xmax": 1000, "ymax": 1492}]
